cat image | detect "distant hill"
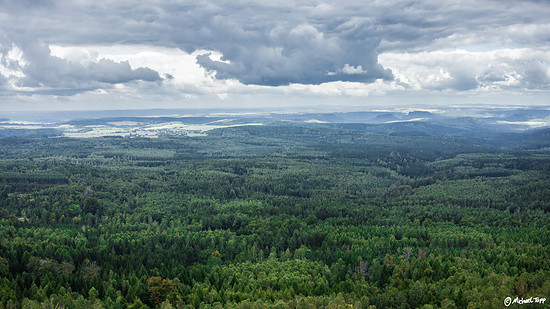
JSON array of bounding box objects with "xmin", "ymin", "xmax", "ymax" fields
[
  {"xmin": 332, "ymin": 117, "xmax": 506, "ymax": 136},
  {"xmin": 402, "ymin": 111, "xmax": 438, "ymax": 120},
  {"xmin": 65, "ymin": 116, "xmax": 227, "ymax": 126},
  {"xmin": 373, "ymin": 113, "xmax": 399, "ymax": 122}
]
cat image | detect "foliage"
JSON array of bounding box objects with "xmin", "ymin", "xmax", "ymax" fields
[{"xmin": 0, "ymin": 124, "xmax": 549, "ymax": 308}]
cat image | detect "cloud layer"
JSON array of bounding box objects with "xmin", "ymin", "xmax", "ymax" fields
[{"xmin": 0, "ymin": 0, "xmax": 549, "ymax": 108}]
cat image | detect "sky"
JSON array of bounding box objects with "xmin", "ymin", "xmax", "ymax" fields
[{"xmin": 1, "ymin": 0, "xmax": 550, "ymax": 111}]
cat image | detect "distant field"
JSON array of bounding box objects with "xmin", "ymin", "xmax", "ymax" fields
[{"xmin": 61, "ymin": 121, "xmax": 264, "ymax": 138}]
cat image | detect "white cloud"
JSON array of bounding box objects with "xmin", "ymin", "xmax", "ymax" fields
[
  {"xmin": 0, "ymin": 44, "xmax": 27, "ymax": 87},
  {"xmin": 285, "ymin": 79, "xmax": 404, "ymax": 97},
  {"xmin": 341, "ymin": 64, "xmax": 367, "ymax": 75},
  {"xmin": 379, "ymin": 48, "xmax": 550, "ymax": 92},
  {"xmin": 49, "ymin": 45, "xmax": 97, "ymax": 65},
  {"xmin": 1, "ymin": 41, "xmax": 161, "ymax": 96},
  {"xmin": 53, "ymin": 45, "xmax": 209, "ymax": 87}
]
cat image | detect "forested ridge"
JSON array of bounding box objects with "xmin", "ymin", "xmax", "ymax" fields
[{"xmin": 0, "ymin": 124, "xmax": 549, "ymax": 308}]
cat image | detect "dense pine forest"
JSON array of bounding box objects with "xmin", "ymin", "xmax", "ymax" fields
[{"xmin": 1, "ymin": 123, "xmax": 549, "ymax": 308}]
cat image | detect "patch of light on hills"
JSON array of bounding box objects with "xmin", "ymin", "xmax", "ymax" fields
[
  {"xmin": 386, "ymin": 118, "xmax": 425, "ymax": 123},
  {"xmin": 497, "ymin": 119, "xmax": 550, "ymax": 128}
]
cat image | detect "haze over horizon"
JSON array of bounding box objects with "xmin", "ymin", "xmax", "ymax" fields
[{"xmin": 1, "ymin": 1, "xmax": 550, "ymax": 111}]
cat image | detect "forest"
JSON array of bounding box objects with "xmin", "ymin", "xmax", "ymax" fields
[{"xmin": 0, "ymin": 123, "xmax": 549, "ymax": 308}]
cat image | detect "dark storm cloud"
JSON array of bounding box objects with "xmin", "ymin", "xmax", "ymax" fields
[{"xmin": 1, "ymin": 0, "xmax": 549, "ymax": 90}]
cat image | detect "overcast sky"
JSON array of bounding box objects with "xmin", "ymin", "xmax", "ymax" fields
[{"xmin": 1, "ymin": 0, "xmax": 549, "ymax": 111}]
